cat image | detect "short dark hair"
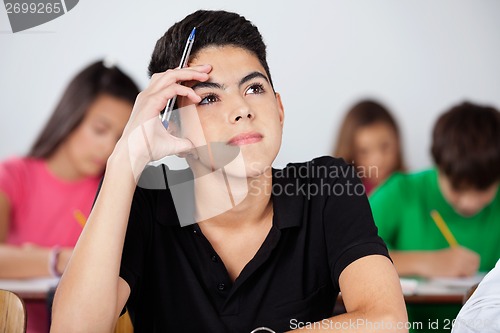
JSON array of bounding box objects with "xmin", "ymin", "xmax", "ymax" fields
[
  {"xmin": 148, "ymin": 10, "xmax": 273, "ymax": 88},
  {"xmin": 431, "ymin": 101, "xmax": 500, "ymax": 190},
  {"xmin": 28, "ymin": 60, "xmax": 139, "ymax": 158}
]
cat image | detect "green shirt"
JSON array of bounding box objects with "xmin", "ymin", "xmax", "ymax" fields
[
  {"xmin": 369, "ymin": 168, "xmax": 500, "ymax": 332},
  {"xmin": 370, "ymin": 168, "xmax": 500, "ymax": 272}
]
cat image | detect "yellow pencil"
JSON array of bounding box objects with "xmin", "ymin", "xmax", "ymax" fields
[
  {"xmin": 73, "ymin": 209, "xmax": 87, "ymax": 227},
  {"xmin": 430, "ymin": 210, "xmax": 458, "ymax": 247}
]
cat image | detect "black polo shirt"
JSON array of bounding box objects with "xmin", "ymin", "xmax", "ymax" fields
[{"xmin": 119, "ymin": 156, "xmax": 389, "ymax": 333}]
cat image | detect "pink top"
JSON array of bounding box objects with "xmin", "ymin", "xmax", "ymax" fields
[
  {"xmin": 0, "ymin": 156, "xmax": 101, "ymax": 333},
  {"xmin": 362, "ymin": 178, "xmax": 376, "ymax": 196},
  {"xmin": 0, "ymin": 157, "xmax": 100, "ymax": 246}
]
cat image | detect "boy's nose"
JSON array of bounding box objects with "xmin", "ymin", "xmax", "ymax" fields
[
  {"xmin": 234, "ymin": 113, "xmax": 253, "ymax": 122},
  {"xmin": 229, "ymin": 97, "xmax": 255, "ymax": 123}
]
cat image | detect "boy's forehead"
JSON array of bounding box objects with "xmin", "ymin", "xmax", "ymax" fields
[
  {"xmin": 189, "ymin": 45, "xmax": 266, "ymax": 78},
  {"xmin": 187, "ymin": 46, "xmax": 269, "ymax": 89}
]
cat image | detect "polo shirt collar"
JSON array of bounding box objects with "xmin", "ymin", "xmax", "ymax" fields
[
  {"xmin": 154, "ymin": 166, "xmax": 305, "ymax": 229},
  {"xmin": 271, "ymin": 167, "xmax": 304, "ymax": 229}
]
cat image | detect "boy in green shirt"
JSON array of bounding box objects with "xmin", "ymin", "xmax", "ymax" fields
[{"xmin": 370, "ymin": 101, "xmax": 500, "ymax": 332}]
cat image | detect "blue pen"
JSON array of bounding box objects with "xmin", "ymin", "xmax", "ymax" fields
[{"xmin": 161, "ymin": 27, "xmax": 196, "ymax": 127}]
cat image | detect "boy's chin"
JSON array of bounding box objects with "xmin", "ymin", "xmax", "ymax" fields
[{"xmin": 454, "ymin": 207, "xmax": 481, "ymax": 217}]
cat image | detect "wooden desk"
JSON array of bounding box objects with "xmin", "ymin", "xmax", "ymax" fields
[
  {"xmin": 335, "ymin": 293, "xmax": 466, "ymax": 316},
  {"xmin": 0, "ymin": 275, "xmax": 484, "ymax": 333},
  {"xmin": 2, "ymin": 275, "xmax": 482, "ymax": 305},
  {"xmin": 0, "ymin": 277, "xmax": 134, "ymax": 333},
  {"xmin": 0, "ymin": 277, "xmax": 59, "ymax": 300},
  {"xmin": 334, "ymin": 274, "xmax": 485, "ymax": 313},
  {"xmin": 404, "ymin": 294, "xmax": 464, "ymax": 304},
  {"xmin": 400, "ymin": 274, "xmax": 485, "ymax": 304}
]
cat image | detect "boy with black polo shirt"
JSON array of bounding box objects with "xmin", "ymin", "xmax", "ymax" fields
[{"xmin": 51, "ymin": 10, "xmax": 408, "ymax": 332}]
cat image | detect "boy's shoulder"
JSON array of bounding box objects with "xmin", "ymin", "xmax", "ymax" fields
[
  {"xmin": 385, "ymin": 168, "xmax": 436, "ymax": 186},
  {"xmin": 371, "ymin": 168, "xmax": 438, "ymax": 199},
  {"xmin": 282, "ymin": 156, "xmax": 352, "ymax": 172},
  {"xmin": 0, "ymin": 156, "xmax": 44, "ymax": 179},
  {"xmin": 275, "ymin": 156, "xmax": 353, "ymax": 182}
]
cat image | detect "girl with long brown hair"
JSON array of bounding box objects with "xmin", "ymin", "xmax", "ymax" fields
[{"xmin": 0, "ymin": 60, "xmax": 139, "ymax": 333}]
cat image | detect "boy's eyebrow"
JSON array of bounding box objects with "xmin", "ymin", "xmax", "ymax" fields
[
  {"xmin": 191, "ymin": 81, "xmax": 223, "ymax": 91},
  {"xmin": 239, "ymin": 71, "xmax": 269, "ymax": 86},
  {"xmin": 190, "ymin": 71, "xmax": 270, "ymax": 91}
]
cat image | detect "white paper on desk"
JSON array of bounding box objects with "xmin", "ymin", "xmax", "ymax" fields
[
  {"xmin": 413, "ymin": 273, "xmax": 486, "ymax": 295},
  {"xmin": 400, "ymin": 278, "xmax": 419, "ymax": 295},
  {"xmin": 0, "ymin": 277, "xmax": 59, "ymax": 293},
  {"xmin": 430, "ymin": 273, "xmax": 486, "ymax": 288}
]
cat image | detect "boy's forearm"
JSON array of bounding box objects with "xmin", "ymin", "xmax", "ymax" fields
[
  {"xmin": 287, "ymin": 310, "xmax": 408, "ymax": 332},
  {"xmin": 51, "ymin": 143, "xmax": 139, "ymax": 331}
]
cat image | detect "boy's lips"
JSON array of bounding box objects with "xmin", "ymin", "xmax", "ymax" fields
[{"xmin": 228, "ymin": 132, "xmax": 263, "ymax": 146}]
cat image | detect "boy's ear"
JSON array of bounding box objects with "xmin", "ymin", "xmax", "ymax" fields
[{"xmin": 275, "ymin": 92, "xmax": 285, "ymax": 127}]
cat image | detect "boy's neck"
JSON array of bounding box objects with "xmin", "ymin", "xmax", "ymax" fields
[{"xmin": 194, "ymin": 169, "xmax": 274, "ymax": 229}]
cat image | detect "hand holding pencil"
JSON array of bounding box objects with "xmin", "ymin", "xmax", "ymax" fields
[{"xmin": 422, "ymin": 210, "xmax": 481, "ymax": 277}]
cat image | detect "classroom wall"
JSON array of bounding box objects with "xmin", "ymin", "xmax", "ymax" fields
[{"xmin": 1, "ymin": 0, "xmax": 499, "ymax": 170}]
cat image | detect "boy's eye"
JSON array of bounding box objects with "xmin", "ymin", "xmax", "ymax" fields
[
  {"xmin": 199, "ymin": 94, "xmax": 219, "ymax": 105},
  {"xmin": 246, "ymin": 83, "xmax": 265, "ymax": 95}
]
